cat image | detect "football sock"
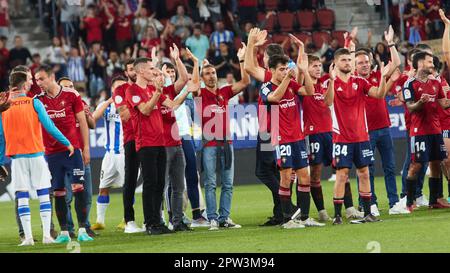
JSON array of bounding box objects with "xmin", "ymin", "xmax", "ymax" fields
[
  {"xmin": 343, "ymin": 181, "xmax": 354, "ymax": 209},
  {"xmin": 17, "ymin": 191, "xmax": 32, "ymax": 240},
  {"xmin": 438, "ymin": 176, "xmax": 444, "ymax": 199},
  {"xmin": 54, "ymin": 189, "xmax": 68, "ymax": 231},
  {"xmin": 96, "ymin": 195, "xmax": 110, "ymax": 224},
  {"xmin": 279, "ymin": 186, "xmax": 292, "ymax": 221},
  {"xmin": 333, "ymin": 197, "xmax": 344, "ymax": 218},
  {"xmin": 297, "ymin": 184, "xmax": 311, "ymax": 221},
  {"xmin": 73, "ymin": 186, "xmax": 87, "ymax": 228},
  {"xmin": 359, "ymin": 191, "xmax": 372, "ymax": 217},
  {"xmin": 428, "ymin": 177, "xmax": 440, "ymax": 205},
  {"xmin": 406, "ymin": 178, "xmax": 417, "ymax": 207},
  {"xmin": 37, "ymin": 188, "xmax": 52, "ymax": 238},
  {"xmin": 310, "ymin": 180, "xmax": 325, "ymax": 211}
]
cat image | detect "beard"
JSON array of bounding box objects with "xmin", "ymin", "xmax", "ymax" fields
[{"xmin": 339, "ymin": 67, "xmax": 352, "ymax": 74}]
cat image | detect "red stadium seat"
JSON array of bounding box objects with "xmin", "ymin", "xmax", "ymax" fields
[
  {"xmin": 293, "ymin": 32, "xmax": 312, "ymax": 44},
  {"xmin": 258, "ymin": 12, "xmax": 275, "ymax": 33},
  {"xmin": 312, "ymin": 31, "xmax": 331, "ymax": 49},
  {"xmin": 271, "ymin": 34, "xmax": 290, "ymax": 50},
  {"xmin": 316, "ymin": 8, "xmax": 335, "ymax": 30},
  {"xmin": 277, "ymin": 11, "xmax": 295, "ymax": 33},
  {"xmin": 264, "ymin": 0, "xmax": 279, "ymax": 11},
  {"xmin": 297, "ymin": 10, "xmax": 316, "ymax": 32},
  {"xmin": 331, "ymin": 30, "xmax": 347, "ymax": 48}
]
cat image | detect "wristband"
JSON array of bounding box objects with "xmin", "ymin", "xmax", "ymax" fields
[{"xmin": 239, "ymin": 60, "xmax": 244, "ymax": 63}]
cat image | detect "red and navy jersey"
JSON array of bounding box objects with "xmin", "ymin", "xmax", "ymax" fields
[
  {"xmin": 436, "ymin": 75, "xmax": 450, "ymax": 131},
  {"xmin": 403, "ymin": 77, "xmax": 445, "ymax": 136},
  {"xmin": 36, "ymin": 87, "xmax": 84, "ymax": 154},
  {"xmin": 260, "ymin": 80, "xmax": 304, "ymax": 145},
  {"xmin": 361, "ymin": 70, "xmax": 391, "ymax": 131},
  {"xmin": 328, "ymin": 75, "xmax": 373, "ymax": 143},
  {"xmin": 302, "ymin": 79, "xmax": 332, "ymax": 135},
  {"xmin": 160, "ymin": 84, "xmax": 181, "ymax": 147}
]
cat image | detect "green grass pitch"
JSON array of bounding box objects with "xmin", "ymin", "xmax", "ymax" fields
[{"xmin": 1, "ymin": 176, "xmax": 450, "ymax": 253}]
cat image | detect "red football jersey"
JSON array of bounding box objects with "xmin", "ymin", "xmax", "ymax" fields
[
  {"xmin": 403, "ymin": 78, "xmax": 445, "ymax": 136},
  {"xmin": 198, "ymin": 86, "xmax": 235, "ymax": 147},
  {"xmin": 75, "ymin": 100, "xmax": 92, "ymax": 151},
  {"xmin": 260, "ymin": 80, "xmax": 304, "ymax": 145},
  {"xmin": 113, "ymin": 82, "xmax": 135, "ymax": 144},
  {"xmin": 302, "ymin": 80, "xmax": 332, "ymax": 135},
  {"xmin": 391, "ymin": 73, "xmax": 412, "ymax": 132},
  {"xmin": 160, "ymin": 85, "xmax": 181, "ymax": 147},
  {"xmin": 328, "ymin": 75, "xmax": 373, "ymax": 143},
  {"xmin": 437, "ymin": 75, "xmax": 450, "ymax": 130},
  {"xmin": 361, "ymin": 70, "xmax": 391, "ymax": 131},
  {"xmin": 37, "ymin": 87, "xmax": 84, "ymax": 154},
  {"xmin": 126, "ymin": 84, "xmax": 167, "ymax": 151}
]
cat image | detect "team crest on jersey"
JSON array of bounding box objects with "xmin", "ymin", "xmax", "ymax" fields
[
  {"xmin": 281, "ymin": 157, "xmax": 287, "ymax": 163},
  {"xmin": 115, "ymin": 95, "xmax": 123, "ymax": 104},
  {"xmin": 337, "ymin": 87, "xmax": 343, "ymax": 92},
  {"xmin": 352, "ymin": 83, "xmax": 358, "ymax": 90},
  {"xmin": 61, "ymin": 101, "xmax": 65, "ymax": 106},
  {"xmin": 132, "ymin": 96, "xmax": 141, "ymax": 104},
  {"xmin": 372, "ymin": 78, "xmax": 378, "ymax": 84}
]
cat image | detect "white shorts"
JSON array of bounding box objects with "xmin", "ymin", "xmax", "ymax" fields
[
  {"xmin": 11, "ymin": 156, "xmax": 52, "ymax": 192},
  {"xmin": 99, "ymin": 152, "xmax": 125, "ymax": 189}
]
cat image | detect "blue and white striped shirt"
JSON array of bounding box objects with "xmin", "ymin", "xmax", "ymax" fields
[
  {"xmin": 97, "ymin": 102, "xmax": 123, "ymax": 154},
  {"xmin": 210, "ymin": 30, "xmax": 234, "ymax": 56},
  {"xmin": 67, "ymin": 56, "xmax": 86, "ymax": 82}
]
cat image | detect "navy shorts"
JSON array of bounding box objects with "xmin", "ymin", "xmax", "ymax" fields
[
  {"xmin": 46, "ymin": 149, "xmax": 85, "ymax": 189},
  {"xmin": 305, "ymin": 132, "xmax": 333, "ymax": 166},
  {"xmin": 411, "ymin": 134, "xmax": 447, "ymax": 163},
  {"xmin": 275, "ymin": 140, "xmax": 309, "ymax": 170},
  {"xmin": 332, "ymin": 141, "xmax": 374, "ymax": 169}
]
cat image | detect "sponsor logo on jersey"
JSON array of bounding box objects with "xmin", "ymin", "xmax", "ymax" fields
[
  {"xmin": 313, "ymin": 93, "xmax": 325, "ymax": 100},
  {"xmin": 132, "ymin": 96, "xmax": 141, "ymax": 104},
  {"xmin": 352, "ymin": 83, "xmax": 358, "ymax": 90},
  {"xmin": 279, "ymin": 97, "xmax": 296, "ymax": 109},
  {"xmin": 47, "ymin": 109, "xmax": 66, "ymax": 119}
]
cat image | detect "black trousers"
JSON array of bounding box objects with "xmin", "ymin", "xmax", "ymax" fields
[
  {"xmin": 138, "ymin": 146, "xmax": 166, "ymax": 227},
  {"xmin": 255, "ymin": 136, "xmax": 283, "ymax": 220},
  {"xmin": 123, "ymin": 141, "xmax": 140, "ymax": 223}
]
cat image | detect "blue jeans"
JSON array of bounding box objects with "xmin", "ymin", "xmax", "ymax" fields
[
  {"xmin": 89, "ymin": 75, "xmax": 105, "ymax": 97},
  {"xmin": 401, "ymin": 133, "xmax": 427, "ymax": 198},
  {"xmin": 66, "ymin": 164, "xmax": 92, "ymax": 231},
  {"xmin": 201, "ymin": 145, "xmax": 234, "ymax": 222},
  {"xmin": 357, "ymin": 127, "xmax": 399, "ymax": 207}
]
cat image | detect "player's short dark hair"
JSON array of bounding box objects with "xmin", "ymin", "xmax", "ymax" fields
[
  {"xmin": 185, "ymin": 64, "xmax": 194, "ymax": 74},
  {"xmin": 9, "ymin": 71, "xmax": 28, "ymax": 89},
  {"xmin": 111, "ymin": 75, "xmax": 127, "ymax": 87},
  {"xmin": 307, "ymin": 54, "xmax": 320, "ymax": 64},
  {"xmin": 334, "ymin": 48, "xmax": 351, "ymax": 60},
  {"xmin": 125, "ymin": 58, "xmax": 135, "ymax": 69},
  {"xmin": 356, "ymin": 47, "xmax": 373, "ymax": 56},
  {"xmin": 266, "ymin": 43, "xmax": 284, "ymax": 58},
  {"xmin": 57, "ymin": 77, "xmax": 72, "ymax": 84},
  {"xmin": 268, "ymin": 54, "xmax": 289, "ymax": 69},
  {"xmin": 32, "ymin": 53, "xmax": 40, "ymax": 58},
  {"xmin": 433, "ymin": 55, "xmax": 442, "ymax": 73},
  {"xmin": 133, "ymin": 57, "xmax": 151, "ymax": 68},
  {"xmin": 407, "ymin": 48, "xmax": 421, "ymax": 62},
  {"xmin": 36, "ymin": 65, "xmax": 54, "ymax": 75},
  {"xmin": 193, "ymin": 23, "xmax": 202, "ymax": 31},
  {"xmin": 412, "ymin": 51, "xmax": 433, "ymax": 70},
  {"xmin": 415, "ymin": 43, "xmax": 432, "ymax": 52},
  {"xmin": 163, "ymin": 62, "xmax": 176, "ymax": 71},
  {"xmin": 12, "ymin": 65, "xmax": 30, "ymax": 73}
]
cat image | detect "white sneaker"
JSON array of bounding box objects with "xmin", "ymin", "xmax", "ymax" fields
[
  {"xmin": 416, "ymin": 195, "xmax": 429, "ymax": 207},
  {"xmin": 370, "ymin": 204, "xmax": 380, "ymax": 217},
  {"xmin": 220, "ymin": 218, "xmax": 242, "ymax": 229},
  {"xmin": 318, "ymin": 209, "xmax": 331, "ymax": 222},
  {"xmin": 209, "ymin": 219, "xmax": 219, "ymax": 231},
  {"xmin": 345, "ymin": 206, "xmax": 364, "ymax": 219},
  {"xmin": 399, "ymin": 196, "xmax": 407, "ymax": 207},
  {"xmin": 18, "ymin": 238, "xmax": 34, "ymax": 246},
  {"xmin": 42, "ymin": 236, "xmax": 55, "ymax": 244},
  {"xmin": 282, "ymin": 219, "xmax": 305, "ymax": 229},
  {"xmin": 168, "ymin": 222, "xmax": 173, "ymax": 231},
  {"xmin": 190, "ymin": 217, "xmax": 210, "ymax": 228},
  {"xmin": 389, "ymin": 202, "xmax": 411, "ymax": 215},
  {"xmin": 328, "ymin": 174, "xmax": 337, "ymax": 182},
  {"xmin": 300, "ymin": 218, "xmax": 325, "ymax": 227},
  {"xmin": 124, "ymin": 221, "xmax": 145, "ymax": 233},
  {"xmin": 426, "ymin": 166, "xmax": 431, "ymax": 176}
]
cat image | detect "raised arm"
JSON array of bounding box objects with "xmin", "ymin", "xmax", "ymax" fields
[
  {"xmin": 170, "ymin": 44, "xmax": 189, "ymax": 93},
  {"xmin": 297, "ymin": 53, "xmax": 314, "ymax": 96},
  {"xmin": 385, "ymin": 25, "xmax": 401, "ymax": 76},
  {"xmin": 244, "ymin": 28, "xmax": 268, "ymax": 82},
  {"xmin": 368, "ymin": 62, "xmax": 391, "ymax": 98},
  {"xmin": 324, "ymin": 63, "xmax": 336, "ymax": 106},
  {"xmin": 440, "ymin": 9, "xmax": 450, "ymax": 66},
  {"xmin": 231, "ymin": 43, "xmax": 250, "ymax": 95}
]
